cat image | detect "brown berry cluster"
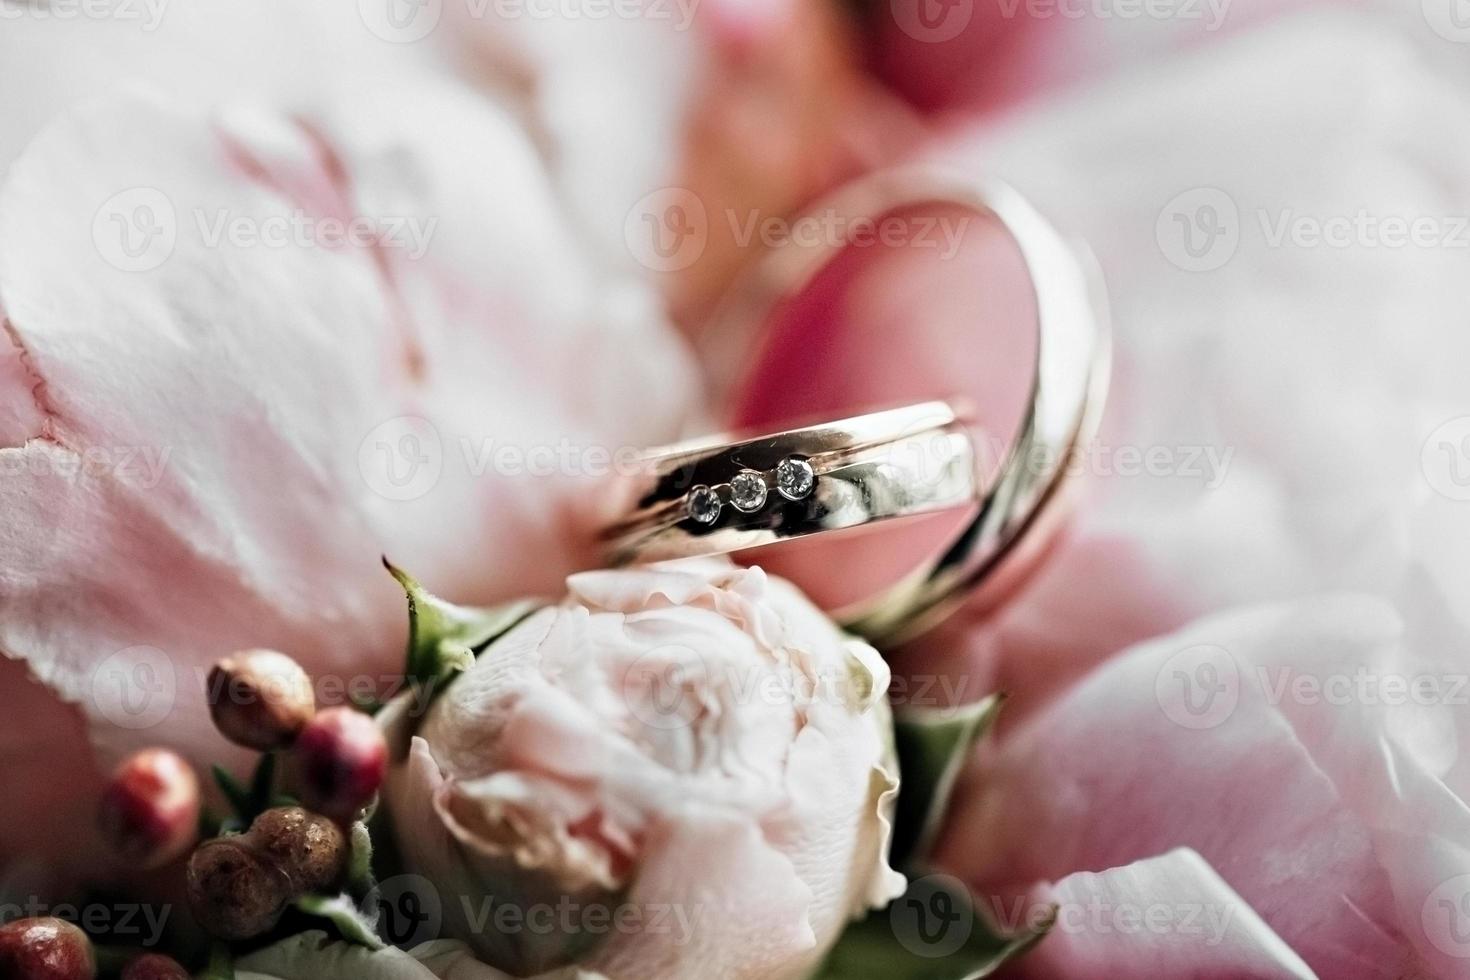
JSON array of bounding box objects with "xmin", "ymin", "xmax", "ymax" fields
[
  {"xmin": 71, "ymin": 646, "xmax": 391, "ymax": 971},
  {"xmin": 186, "ymin": 648, "xmax": 387, "ymax": 940},
  {"xmin": 186, "ymin": 806, "xmax": 349, "ymax": 940}
]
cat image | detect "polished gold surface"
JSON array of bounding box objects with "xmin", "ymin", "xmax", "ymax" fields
[{"xmin": 603, "ymin": 402, "xmax": 979, "ymax": 565}]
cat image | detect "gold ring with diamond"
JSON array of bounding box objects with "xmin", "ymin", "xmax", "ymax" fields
[{"xmin": 605, "ymin": 167, "xmax": 1110, "ymax": 646}]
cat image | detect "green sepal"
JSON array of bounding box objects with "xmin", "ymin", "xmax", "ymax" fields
[
  {"xmin": 198, "ymin": 806, "xmax": 222, "ymax": 840},
  {"xmin": 212, "ymin": 765, "xmax": 252, "ymax": 823},
  {"xmin": 248, "ymin": 752, "xmax": 277, "ymax": 817},
  {"xmin": 291, "ymin": 893, "xmax": 385, "ymax": 951},
  {"xmin": 815, "ymin": 874, "xmax": 1053, "ymax": 980},
  {"xmin": 198, "ymin": 942, "xmax": 234, "ymax": 980},
  {"xmin": 346, "ymin": 819, "xmax": 376, "ymax": 898},
  {"xmin": 384, "ymin": 558, "xmax": 541, "ymax": 690},
  {"xmin": 891, "ymin": 693, "xmax": 1005, "ymax": 868},
  {"xmin": 213, "ymin": 752, "xmax": 282, "ymax": 829}
]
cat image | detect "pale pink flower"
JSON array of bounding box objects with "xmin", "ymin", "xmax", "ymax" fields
[{"xmin": 383, "ymin": 559, "xmax": 904, "ymax": 979}]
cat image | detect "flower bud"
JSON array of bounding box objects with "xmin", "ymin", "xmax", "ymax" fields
[
  {"xmin": 293, "ymin": 707, "xmax": 386, "ymax": 821},
  {"xmin": 120, "ymin": 954, "xmax": 190, "ymax": 980},
  {"xmin": 97, "ymin": 749, "xmax": 200, "ymax": 869},
  {"xmin": 248, "ymin": 806, "xmax": 348, "ymax": 894},
  {"xmin": 207, "ymin": 650, "xmax": 315, "ymax": 750},
  {"xmin": 0, "ymin": 918, "xmax": 95, "ymax": 980},
  {"xmin": 185, "ymin": 838, "xmax": 294, "ymax": 941}
]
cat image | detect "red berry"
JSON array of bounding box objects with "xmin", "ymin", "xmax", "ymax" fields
[
  {"xmin": 120, "ymin": 953, "xmax": 190, "ymax": 980},
  {"xmin": 293, "ymin": 708, "xmax": 387, "ymax": 822},
  {"xmin": 0, "ymin": 918, "xmax": 94, "ymax": 980},
  {"xmin": 98, "ymin": 749, "xmax": 200, "ymax": 869},
  {"xmin": 207, "ymin": 650, "xmax": 316, "ymax": 750}
]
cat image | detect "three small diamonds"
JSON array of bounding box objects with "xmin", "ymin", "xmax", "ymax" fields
[{"xmin": 685, "ymin": 456, "xmax": 814, "ymax": 525}]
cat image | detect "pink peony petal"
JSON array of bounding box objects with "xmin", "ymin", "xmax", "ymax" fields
[
  {"xmin": 0, "ymin": 84, "xmax": 693, "ymax": 891},
  {"xmin": 937, "ymin": 596, "xmax": 1452, "ymax": 978},
  {"xmin": 1006, "ymin": 848, "xmax": 1315, "ymax": 979}
]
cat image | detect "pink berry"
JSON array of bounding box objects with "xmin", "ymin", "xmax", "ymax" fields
[
  {"xmin": 0, "ymin": 918, "xmax": 94, "ymax": 980},
  {"xmin": 98, "ymin": 749, "xmax": 200, "ymax": 869},
  {"xmin": 293, "ymin": 707, "xmax": 387, "ymax": 822},
  {"xmin": 120, "ymin": 954, "xmax": 190, "ymax": 980}
]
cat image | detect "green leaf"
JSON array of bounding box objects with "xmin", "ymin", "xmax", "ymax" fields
[
  {"xmin": 815, "ymin": 873, "xmax": 1053, "ymax": 980},
  {"xmin": 384, "ymin": 558, "xmax": 541, "ymax": 689},
  {"xmin": 891, "ymin": 693, "xmax": 1005, "ymax": 868},
  {"xmin": 249, "ymin": 752, "xmax": 278, "ymax": 817},
  {"xmin": 212, "ymin": 765, "xmax": 253, "ymax": 823},
  {"xmin": 292, "ymin": 893, "xmax": 385, "ymax": 951}
]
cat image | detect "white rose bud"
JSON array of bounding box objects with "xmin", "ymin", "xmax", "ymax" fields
[{"xmin": 383, "ymin": 560, "xmax": 904, "ymax": 979}]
